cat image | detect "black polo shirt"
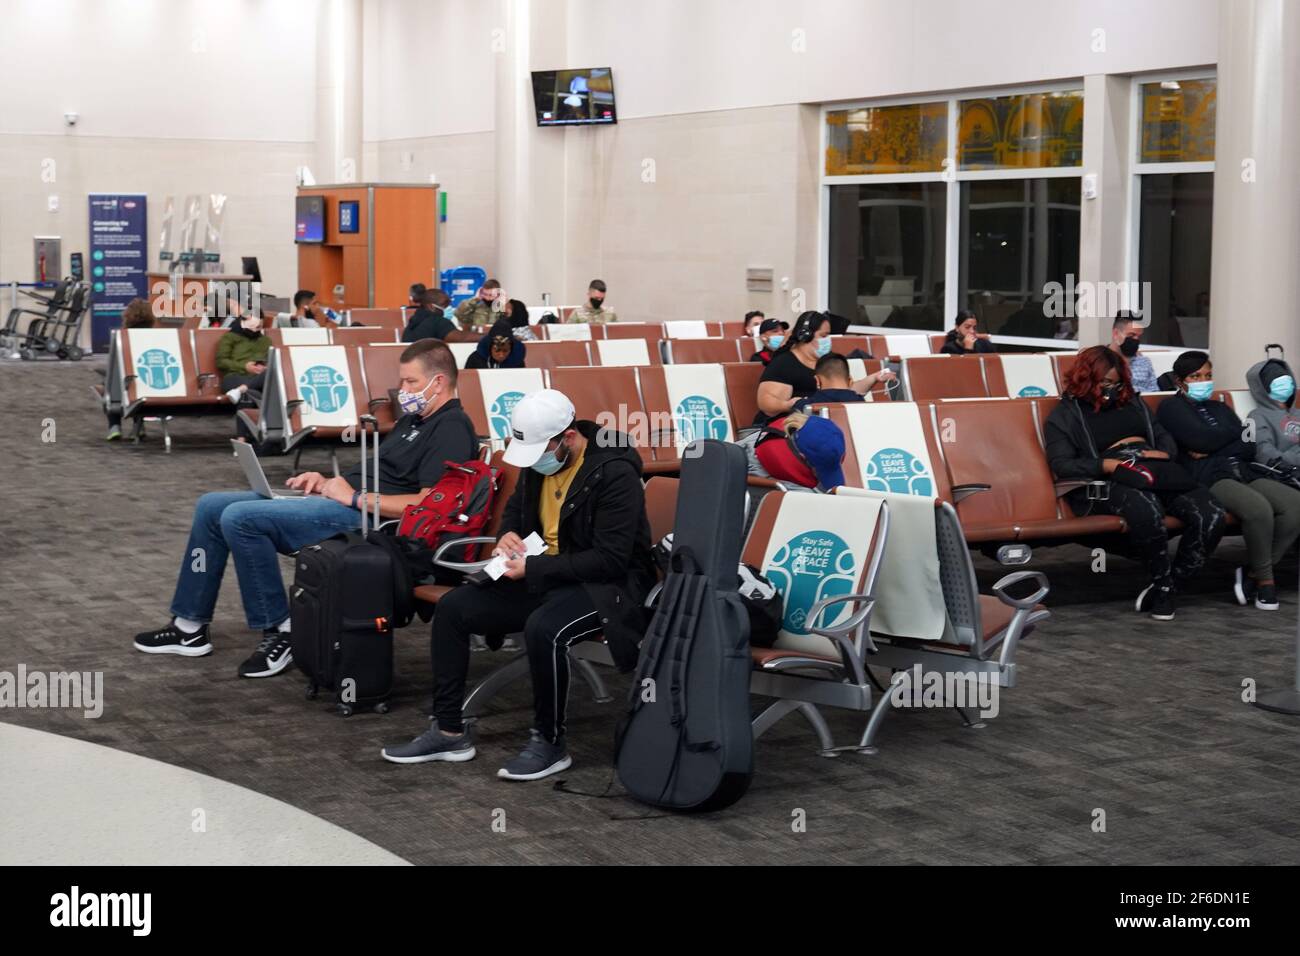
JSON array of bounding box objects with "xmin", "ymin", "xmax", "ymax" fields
[{"xmin": 343, "ymin": 399, "xmax": 479, "ymax": 495}]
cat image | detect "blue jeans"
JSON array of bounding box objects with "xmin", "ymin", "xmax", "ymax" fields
[{"xmin": 169, "ymin": 491, "xmax": 361, "ymax": 630}]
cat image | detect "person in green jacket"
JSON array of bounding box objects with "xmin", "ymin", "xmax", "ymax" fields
[
  {"xmin": 217, "ymin": 314, "xmax": 272, "ymax": 402},
  {"xmin": 454, "ymin": 279, "xmax": 503, "ymax": 329}
]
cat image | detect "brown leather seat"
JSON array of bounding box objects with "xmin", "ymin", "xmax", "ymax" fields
[
  {"xmin": 905, "ymin": 355, "xmax": 991, "ymax": 400},
  {"xmin": 666, "ymin": 338, "xmax": 742, "ymax": 364},
  {"xmin": 191, "ymin": 329, "xmax": 229, "ymax": 397},
  {"xmin": 546, "ymin": 366, "xmax": 654, "ymax": 465},
  {"xmin": 827, "ymin": 402, "xmax": 955, "ymax": 501},
  {"xmin": 722, "ymin": 362, "xmax": 763, "ymax": 432},
  {"xmin": 644, "ymin": 476, "xmax": 680, "ymax": 542},
  {"xmin": 524, "ymin": 340, "xmax": 592, "ymax": 370},
  {"xmin": 347, "ymin": 309, "xmax": 405, "ymax": 333},
  {"xmin": 601, "ymin": 323, "xmax": 662, "ymax": 343},
  {"xmin": 1051, "ymin": 352, "xmax": 1079, "ymax": 391},
  {"xmin": 830, "ymin": 335, "xmax": 874, "ymax": 357},
  {"xmin": 121, "ymin": 328, "xmax": 230, "ymax": 414},
  {"xmin": 279, "ymin": 344, "xmax": 369, "ymax": 441},
  {"xmin": 333, "ymin": 326, "xmax": 399, "ymax": 346},
  {"xmin": 360, "ymin": 343, "xmax": 405, "ymax": 432}
]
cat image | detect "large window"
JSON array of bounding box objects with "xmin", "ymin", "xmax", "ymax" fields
[
  {"xmin": 959, "ymin": 179, "xmax": 1081, "ymax": 338},
  {"xmin": 1133, "ymin": 75, "xmax": 1216, "ymax": 345},
  {"xmin": 825, "ymin": 103, "xmax": 948, "ymax": 175},
  {"xmin": 958, "ymin": 91, "xmax": 1084, "ymax": 170},
  {"xmin": 1138, "ymin": 173, "xmax": 1213, "ymax": 347},
  {"xmin": 827, "ymin": 183, "xmax": 946, "ymax": 328}
]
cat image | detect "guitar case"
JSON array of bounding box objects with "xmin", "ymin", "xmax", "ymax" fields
[{"xmin": 615, "ymin": 439, "xmax": 753, "ymax": 811}]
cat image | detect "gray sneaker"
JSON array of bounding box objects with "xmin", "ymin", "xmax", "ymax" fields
[
  {"xmin": 381, "ymin": 723, "xmax": 476, "ymax": 764},
  {"xmin": 497, "ymin": 730, "xmax": 572, "ymax": 781}
]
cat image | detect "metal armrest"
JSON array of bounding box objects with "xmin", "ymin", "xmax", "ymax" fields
[
  {"xmin": 1055, "ymin": 479, "xmax": 1108, "ymax": 499},
  {"xmin": 432, "ymin": 535, "xmax": 497, "ymax": 572},
  {"xmin": 644, "ymin": 580, "xmax": 664, "ymax": 609},
  {"xmin": 286, "ymin": 399, "xmax": 304, "ymax": 410},
  {"xmin": 951, "ymin": 483, "xmax": 990, "ymax": 502},
  {"xmin": 992, "ymin": 570, "xmax": 1049, "ymax": 609},
  {"xmin": 806, "ymin": 592, "xmax": 878, "ymax": 683}
]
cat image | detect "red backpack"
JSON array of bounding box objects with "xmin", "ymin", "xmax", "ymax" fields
[{"xmin": 397, "ymin": 460, "xmax": 499, "ymax": 564}]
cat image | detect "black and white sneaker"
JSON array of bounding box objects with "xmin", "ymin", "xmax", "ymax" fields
[
  {"xmin": 1255, "ymin": 584, "xmax": 1280, "ymax": 611},
  {"xmin": 497, "ymin": 730, "xmax": 572, "ymax": 781},
  {"xmin": 134, "ymin": 621, "xmax": 212, "ymax": 657},
  {"xmin": 381, "ymin": 722, "xmax": 476, "ymax": 764},
  {"xmin": 1233, "ymin": 567, "xmax": 1253, "ymax": 606},
  {"xmin": 1136, "ymin": 583, "xmax": 1176, "ymax": 620},
  {"xmin": 238, "ymin": 630, "xmax": 293, "ymax": 678}
]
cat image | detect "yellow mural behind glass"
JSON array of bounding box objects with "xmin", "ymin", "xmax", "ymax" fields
[
  {"xmin": 825, "ymin": 102, "xmax": 948, "ymax": 175},
  {"xmin": 957, "ymin": 91, "xmax": 1084, "ymax": 170},
  {"xmin": 1140, "ymin": 79, "xmax": 1216, "ymax": 163}
]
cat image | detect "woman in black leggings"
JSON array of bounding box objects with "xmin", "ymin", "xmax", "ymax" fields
[{"xmin": 1044, "ymin": 345, "xmax": 1226, "ymax": 621}]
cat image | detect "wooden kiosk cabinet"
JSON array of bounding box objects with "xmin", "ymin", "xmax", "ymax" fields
[{"xmin": 296, "ymin": 183, "xmax": 438, "ymax": 311}]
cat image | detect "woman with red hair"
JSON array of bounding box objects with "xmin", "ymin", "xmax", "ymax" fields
[{"xmin": 1044, "ymin": 345, "xmax": 1225, "ymax": 621}]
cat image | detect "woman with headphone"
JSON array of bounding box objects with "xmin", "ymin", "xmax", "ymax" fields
[{"xmin": 753, "ymin": 311, "xmax": 895, "ymax": 425}]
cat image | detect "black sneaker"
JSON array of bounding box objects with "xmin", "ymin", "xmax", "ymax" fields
[
  {"xmin": 1234, "ymin": 567, "xmax": 1255, "ymax": 606},
  {"xmin": 133, "ymin": 621, "xmax": 212, "ymax": 657},
  {"xmin": 497, "ymin": 730, "xmax": 572, "ymax": 781},
  {"xmin": 381, "ymin": 722, "xmax": 476, "ymax": 764},
  {"xmin": 1149, "ymin": 587, "xmax": 1176, "ymax": 621},
  {"xmin": 238, "ymin": 630, "xmax": 293, "ymax": 678},
  {"xmin": 1256, "ymin": 584, "xmax": 1280, "ymax": 611}
]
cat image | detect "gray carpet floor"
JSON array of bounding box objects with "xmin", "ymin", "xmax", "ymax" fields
[{"xmin": 2, "ymin": 357, "xmax": 1299, "ymax": 865}]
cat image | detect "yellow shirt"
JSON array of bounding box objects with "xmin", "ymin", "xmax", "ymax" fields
[{"xmin": 538, "ymin": 446, "xmax": 587, "ymax": 555}]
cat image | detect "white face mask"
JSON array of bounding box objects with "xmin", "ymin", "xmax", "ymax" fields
[
  {"xmin": 397, "ymin": 376, "xmax": 438, "ymax": 416},
  {"xmin": 240, "ymin": 316, "xmax": 262, "ymax": 332}
]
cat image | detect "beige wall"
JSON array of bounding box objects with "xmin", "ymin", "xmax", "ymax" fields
[
  {"xmin": 0, "ymin": 133, "xmax": 311, "ymax": 304},
  {"xmin": 370, "ymin": 132, "xmax": 498, "ymax": 277},
  {"xmin": 560, "ymin": 104, "xmax": 821, "ymax": 322}
]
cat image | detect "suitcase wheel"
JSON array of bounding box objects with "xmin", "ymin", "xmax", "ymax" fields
[
  {"xmin": 374, "ymin": 701, "xmax": 390, "ymax": 714},
  {"xmin": 305, "ymin": 684, "xmax": 319, "ymax": 701},
  {"xmin": 336, "ymin": 703, "xmax": 354, "ymax": 717}
]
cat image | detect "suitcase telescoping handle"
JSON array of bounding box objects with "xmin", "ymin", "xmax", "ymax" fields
[{"xmin": 359, "ymin": 414, "xmax": 380, "ymax": 536}]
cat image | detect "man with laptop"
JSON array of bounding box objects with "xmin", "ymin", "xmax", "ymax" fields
[{"xmin": 132, "ymin": 339, "xmax": 478, "ymax": 678}]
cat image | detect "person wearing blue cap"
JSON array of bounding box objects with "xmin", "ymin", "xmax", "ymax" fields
[{"xmin": 753, "ymin": 412, "xmax": 847, "ymax": 492}]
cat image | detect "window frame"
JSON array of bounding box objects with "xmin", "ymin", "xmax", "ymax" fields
[{"xmin": 820, "ymin": 80, "xmax": 1084, "ymax": 346}]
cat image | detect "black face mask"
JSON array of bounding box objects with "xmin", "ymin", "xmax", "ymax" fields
[
  {"xmin": 1099, "ymin": 382, "xmax": 1121, "ymax": 406},
  {"xmin": 1119, "ymin": 337, "xmax": 1140, "ymax": 358},
  {"xmin": 590, "ymin": 298, "xmax": 603, "ymax": 310}
]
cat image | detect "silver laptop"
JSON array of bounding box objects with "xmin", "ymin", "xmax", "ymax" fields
[{"xmin": 231, "ymin": 440, "xmax": 307, "ymax": 498}]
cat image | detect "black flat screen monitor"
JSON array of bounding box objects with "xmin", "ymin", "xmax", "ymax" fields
[
  {"xmin": 295, "ymin": 196, "xmax": 325, "ymax": 243},
  {"xmin": 532, "ymin": 68, "xmax": 616, "ymax": 126}
]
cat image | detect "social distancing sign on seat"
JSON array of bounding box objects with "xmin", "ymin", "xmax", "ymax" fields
[
  {"xmin": 662, "ymin": 363, "xmax": 733, "ymax": 449},
  {"xmin": 596, "ymin": 339, "xmax": 650, "ymax": 367},
  {"xmin": 289, "ymin": 346, "xmax": 356, "ymax": 429},
  {"xmin": 999, "ymin": 353, "xmax": 1059, "ymax": 397},
  {"xmin": 279, "ymin": 327, "xmax": 330, "ymax": 346},
  {"xmin": 878, "ymin": 333, "xmax": 931, "ymax": 356},
  {"xmin": 664, "ymin": 320, "xmax": 710, "ymax": 339},
  {"xmin": 127, "ymin": 329, "xmax": 187, "ymax": 399},
  {"xmin": 475, "ymin": 368, "xmax": 545, "ymax": 446},
  {"xmin": 544, "ymin": 323, "xmax": 592, "ymax": 341},
  {"xmin": 842, "ymin": 403, "xmax": 937, "ymax": 496},
  {"xmin": 837, "ymin": 487, "xmax": 946, "ymax": 641},
  {"xmin": 759, "ymin": 493, "xmax": 883, "ymax": 658}
]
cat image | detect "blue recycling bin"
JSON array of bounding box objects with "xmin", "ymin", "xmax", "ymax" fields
[{"xmin": 440, "ymin": 266, "xmax": 487, "ymax": 306}]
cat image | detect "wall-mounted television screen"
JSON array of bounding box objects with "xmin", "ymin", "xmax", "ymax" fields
[
  {"xmin": 295, "ymin": 195, "xmax": 325, "ymax": 243},
  {"xmin": 338, "ymin": 200, "xmax": 360, "ymax": 234},
  {"xmin": 532, "ymin": 68, "xmax": 616, "ymax": 126}
]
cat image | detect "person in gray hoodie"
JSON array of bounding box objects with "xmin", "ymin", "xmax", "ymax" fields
[{"xmin": 1246, "ymin": 354, "xmax": 1300, "ymax": 470}]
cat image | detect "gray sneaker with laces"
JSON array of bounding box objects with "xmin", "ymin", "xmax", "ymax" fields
[{"xmin": 381, "ymin": 723, "xmax": 476, "ymax": 764}]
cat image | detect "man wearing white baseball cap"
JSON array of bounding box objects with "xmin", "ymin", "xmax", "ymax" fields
[{"xmin": 383, "ymin": 388, "xmax": 657, "ymax": 781}]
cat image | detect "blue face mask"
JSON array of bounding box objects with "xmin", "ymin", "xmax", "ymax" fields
[
  {"xmin": 1270, "ymin": 375, "xmax": 1296, "ymax": 403},
  {"xmin": 814, "ymin": 337, "xmax": 832, "ymax": 358},
  {"xmin": 766, "ymin": 335, "xmax": 784, "ymax": 349},
  {"xmin": 531, "ymin": 441, "xmax": 570, "ymax": 476},
  {"xmin": 1186, "ymin": 381, "xmax": 1214, "ymax": 402}
]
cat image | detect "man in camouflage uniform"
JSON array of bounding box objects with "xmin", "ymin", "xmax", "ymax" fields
[{"xmin": 567, "ymin": 279, "xmax": 618, "ymax": 324}]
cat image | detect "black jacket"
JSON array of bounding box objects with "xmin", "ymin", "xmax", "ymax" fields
[
  {"xmin": 1044, "ymin": 393, "xmax": 1177, "ymax": 481},
  {"xmin": 1156, "ymin": 392, "xmax": 1253, "ymax": 486},
  {"xmin": 940, "ymin": 332, "xmax": 995, "ymax": 355},
  {"xmin": 500, "ymin": 421, "xmax": 657, "ymax": 671},
  {"xmin": 464, "ymin": 320, "xmax": 526, "ymax": 369},
  {"xmin": 402, "ymin": 307, "xmax": 455, "ymax": 343}
]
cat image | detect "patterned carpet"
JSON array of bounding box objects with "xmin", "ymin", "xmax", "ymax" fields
[{"xmin": 3, "ymin": 357, "xmax": 1299, "ymax": 865}]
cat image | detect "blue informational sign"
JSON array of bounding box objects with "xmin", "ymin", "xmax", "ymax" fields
[{"xmin": 88, "ymin": 193, "xmax": 148, "ymax": 352}]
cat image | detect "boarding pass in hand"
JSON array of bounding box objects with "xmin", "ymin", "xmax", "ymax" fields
[{"xmin": 483, "ymin": 532, "xmax": 547, "ymax": 580}]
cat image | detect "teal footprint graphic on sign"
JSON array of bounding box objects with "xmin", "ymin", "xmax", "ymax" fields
[
  {"xmin": 765, "ymin": 530, "xmax": 857, "ymax": 635},
  {"xmin": 299, "ymin": 365, "xmax": 350, "ymax": 414},
  {"xmin": 674, "ymin": 395, "xmax": 729, "ymax": 444},
  {"xmin": 135, "ymin": 348, "xmax": 181, "ymax": 390},
  {"xmin": 1017, "ymin": 385, "xmax": 1047, "ymax": 397},
  {"xmin": 490, "ymin": 391, "xmax": 525, "ymax": 439},
  {"xmin": 864, "ymin": 447, "xmax": 932, "ymax": 496}
]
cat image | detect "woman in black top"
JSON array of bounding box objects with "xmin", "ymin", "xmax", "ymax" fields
[
  {"xmin": 1157, "ymin": 350, "xmax": 1300, "ymax": 610},
  {"xmin": 1044, "ymin": 345, "xmax": 1225, "ymax": 621},
  {"xmin": 940, "ymin": 310, "xmax": 996, "ymax": 355},
  {"xmin": 753, "ymin": 311, "xmax": 894, "ymax": 425}
]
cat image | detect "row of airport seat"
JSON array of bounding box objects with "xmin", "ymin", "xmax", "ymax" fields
[
  {"xmin": 813, "ymin": 392, "xmax": 1255, "ymax": 550},
  {"xmin": 440, "ymin": 457, "xmax": 1048, "ymax": 756},
  {"xmin": 899, "ymin": 350, "xmax": 1186, "ymax": 402}
]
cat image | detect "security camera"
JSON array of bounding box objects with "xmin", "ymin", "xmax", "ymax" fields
[{"xmin": 64, "ymin": 111, "xmax": 79, "ymax": 126}]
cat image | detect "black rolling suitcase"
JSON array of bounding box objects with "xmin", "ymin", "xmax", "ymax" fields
[
  {"xmin": 290, "ymin": 418, "xmax": 414, "ymax": 716},
  {"xmin": 615, "ymin": 439, "xmax": 754, "ymax": 811}
]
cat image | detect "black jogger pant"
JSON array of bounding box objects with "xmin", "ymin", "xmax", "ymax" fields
[
  {"xmin": 430, "ymin": 579, "xmax": 601, "ymax": 742},
  {"xmin": 1074, "ymin": 483, "xmax": 1226, "ymax": 587}
]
